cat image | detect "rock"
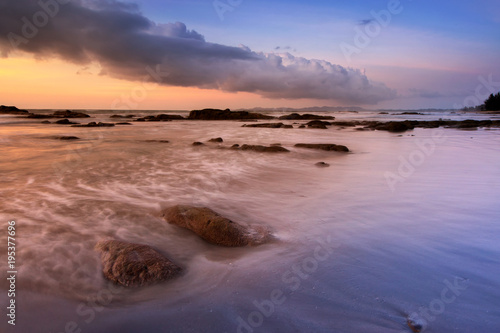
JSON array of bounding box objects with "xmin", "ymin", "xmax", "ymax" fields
[
  {"xmin": 406, "ymin": 313, "xmax": 425, "ymax": 333},
  {"xmin": 110, "ymin": 114, "xmax": 135, "ymax": 118},
  {"xmin": 306, "ymin": 120, "xmax": 331, "ymax": 129},
  {"xmin": 378, "ymin": 112, "xmax": 389, "ymax": 114},
  {"xmin": 231, "ymin": 144, "xmax": 240, "ymax": 149},
  {"xmin": 135, "ymin": 114, "xmax": 184, "ymax": 121},
  {"xmin": 55, "ymin": 118, "xmax": 78, "ymax": 125},
  {"xmin": 279, "ymin": 113, "xmax": 335, "ymax": 120},
  {"xmin": 315, "ymin": 162, "xmax": 330, "ymax": 167},
  {"xmin": 380, "ymin": 121, "xmax": 414, "ymax": 132},
  {"xmin": 0, "ymin": 105, "xmax": 29, "ymax": 114},
  {"xmin": 243, "ymin": 123, "xmax": 287, "ymax": 128},
  {"xmin": 188, "ymin": 108, "xmax": 274, "ymax": 120},
  {"xmin": 71, "ymin": 122, "xmax": 115, "ymax": 127},
  {"xmin": 295, "ymin": 143, "xmax": 349, "ymax": 152},
  {"xmin": 239, "ymin": 144, "xmax": 290, "ymax": 153},
  {"xmin": 52, "ymin": 136, "xmax": 80, "ymax": 140},
  {"xmin": 115, "ymin": 122, "xmax": 132, "ymax": 125},
  {"xmin": 27, "ymin": 110, "xmax": 91, "ymax": 119},
  {"xmin": 299, "ymin": 125, "xmax": 306, "ymax": 128},
  {"xmin": 95, "ymin": 240, "xmax": 181, "ymax": 287},
  {"xmin": 52, "ymin": 110, "xmax": 90, "ymax": 118},
  {"xmin": 41, "ymin": 121, "xmax": 51, "ymax": 124},
  {"xmin": 208, "ymin": 137, "xmax": 223, "ymax": 143},
  {"xmin": 162, "ymin": 205, "xmax": 270, "ymax": 247},
  {"xmin": 192, "ymin": 141, "xmax": 204, "ymax": 146},
  {"xmin": 145, "ymin": 140, "xmax": 170, "ymax": 143},
  {"xmin": 282, "ymin": 124, "xmax": 293, "ymax": 129}
]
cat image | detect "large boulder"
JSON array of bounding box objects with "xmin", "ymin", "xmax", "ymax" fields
[
  {"xmin": 95, "ymin": 240, "xmax": 182, "ymax": 287},
  {"xmin": 295, "ymin": 143, "xmax": 349, "ymax": 152},
  {"xmin": 162, "ymin": 205, "xmax": 270, "ymax": 247},
  {"xmin": 188, "ymin": 108, "xmax": 274, "ymax": 120}
]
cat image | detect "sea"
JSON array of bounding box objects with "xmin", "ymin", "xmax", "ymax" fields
[{"xmin": 0, "ymin": 109, "xmax": 499, "ymax": 333}]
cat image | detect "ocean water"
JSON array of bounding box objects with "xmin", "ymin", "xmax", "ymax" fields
[{"xmin": 0, "ymin": 110, "xmax": 499, "ymax": 332}]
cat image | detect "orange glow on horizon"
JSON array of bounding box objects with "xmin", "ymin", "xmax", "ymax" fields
[{"xmin": 0, "ymin": 55, "xmax": 337, "ymax": 110}]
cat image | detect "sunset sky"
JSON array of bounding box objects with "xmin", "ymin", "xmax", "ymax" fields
[{"xmin": 1, "ymin": 0, "xmax": 499, "ymax": 110}]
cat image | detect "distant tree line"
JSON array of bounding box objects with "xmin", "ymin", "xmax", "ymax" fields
[
  {"xmin": 462, "ymin": 92, "xmax": 500, "ymax": 111},
  {"xmin": 481, "ymin": 92, "xmax": 500, "ymax": 111}
]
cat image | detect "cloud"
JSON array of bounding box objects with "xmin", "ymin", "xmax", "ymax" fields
[
  {"xmin": 408, "ymin": 88, "xmax": 445, "ymax": 99},
  {"xmin": 0, "ymin": 0, "xmax": 396, "ymax": 104},
  {"xmin": 358, "ymin": 19, "xmax": 375, "ymax": 26}
]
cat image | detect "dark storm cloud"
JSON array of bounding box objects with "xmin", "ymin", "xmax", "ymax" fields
[{"xmin": 0, "ymin": 0, "xmax": 397, "ymax": 104}]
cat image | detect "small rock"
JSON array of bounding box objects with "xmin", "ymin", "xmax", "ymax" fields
[
  {"xmin": 41, "ymin": 121, "xmax": 51, "ymax": 124},
  {"xmin": 295, "ymin": 143, "xmax": 349, "ymax": 152},
  {"xmin": 192, "ymin": 141, "xmax": 204, "ymax": 146},
  {"xmin": 239, "ymin": 144, "xmax": 290, "ymax": 153},
  {"xmin": 115, "ymin": 122, "xmax": 132, "ymax": 125},
  {"xmin": 95, "ymin": 240, "xmax": 182, "ymax": 287},
  {"xmin": 315, "ymin": 162, "xmax": 330, "ymax": 167},
  {"xmin": 52, "ymin": 136, "xmax": 80, "ymax": 141},
  {"xmin": 55, "ymin": 118, "xmax": 78, "ymax": 125},
  {"xmin": 208, "ymin": 137, "xmax": 223, "ymax": 143}
]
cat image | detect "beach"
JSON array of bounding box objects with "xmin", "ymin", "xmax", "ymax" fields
[{"xmin": 1, "ymin": 109, "xmax": 499, "ymax": 332}]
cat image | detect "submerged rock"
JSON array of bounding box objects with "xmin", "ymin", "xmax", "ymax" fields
[
  {"xmin": 242, "ymin": 123, "xmax": 290, "ymax": 128},
  {"xmin": 278, "ymin": 113, "xmax": 335, "ymax": 120},
  {"xmin": 55, "ymin": 119, "xmax": 78, "ymax": 125},
  {"xmin": 135, "ymin": 114, "xmax": 184, "ymax": 121},
  {"xmin": 188, "ymin": 108, "xmax": 274, "ymax": 120},
  {"xmin": 295, "ymin": 143, "xmax": 349, "ymax": 152},
  {"xmin": 239, "ymin": 144, "xmax": 290, "ymax": 153},
  {"xmin": 51, "ymin": 136, "xmax": 80, "ymax": 141},
  {"xmin": 306, "ymin": 120, "xmax": 331, "ymax": 129},
  {"xmin": 95, "ymin": 240, "xmax": 182, "ymax": 287},
  {"xmin": 71, "ymin": 122, "xmax": 115, "ymax": 127},
  {"xmin": 162, "ymin": 205, "xmax": 270, "ymax": 247},
  {"xmin": 110, "ymin": 114, "xmax": 135, "ymax": 118},
  {"xmin": 27, "ymin": 110, "xmax": 90, "ymax": 118},
  {"xmin": 52, "ymin": 110, "xmax": 90, "ymax": 118}
]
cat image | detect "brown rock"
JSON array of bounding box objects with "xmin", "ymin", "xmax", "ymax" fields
[
  {"xmin": 208, "ymin": 137, "xmax": 223, "ymax": 143},
  {"xmin": 162, "ymin": 205, "xmax": 270, "ymax": 247},
  {"xmin": 295, "ymin": 143, "xmax": 349, "ymax": 152},
  {"xmin": 239, "ymin": 144, "xmax": 290, "ymax": 153},
  {"xmin": 95, "ymin": 240, "xmax": 181, "ymax": 287}
]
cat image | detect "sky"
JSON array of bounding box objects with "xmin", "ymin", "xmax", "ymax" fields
[{"xmin": 0, "ymin": 0, "xmax": 499, "ymax": 110}]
